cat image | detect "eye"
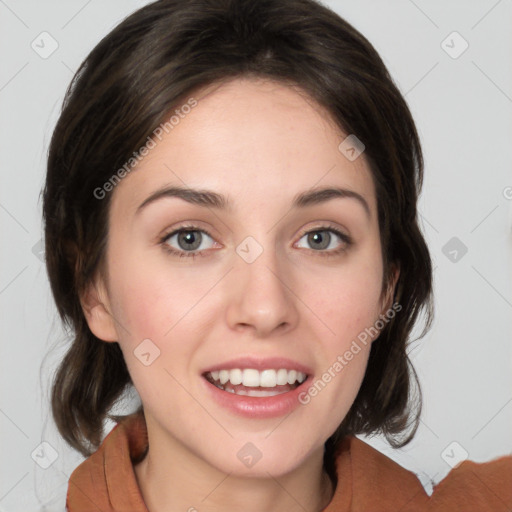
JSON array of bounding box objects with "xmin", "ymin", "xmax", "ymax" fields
[
  {"xmin": 159, "ymin": 224, "xmax": 352, "ymax": 259},
  {"xmin": 295, "ymin": 226, "xmax": 352, "ymax": 256},
  {"xmin": 160, "ymin": 226, "xmax": 216, "ymax": 259}
]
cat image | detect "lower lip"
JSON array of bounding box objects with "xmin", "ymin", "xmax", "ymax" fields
[{"xmin": 201, "ymin": 375, "xmax": 312, "ymax": 419}]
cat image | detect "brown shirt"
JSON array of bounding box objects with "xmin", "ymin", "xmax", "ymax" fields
[{"xmin": 66, "ymin": 412, "xmax": 512, "ymax": 511}]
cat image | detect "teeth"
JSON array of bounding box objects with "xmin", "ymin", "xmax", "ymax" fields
[
  {"xmin": 207, "ymin": 368, "xmax": 307, "ymax": 388},
  {"xmin": 260, "ymin": 369, "xmax": 276, "ymax": 387},
  {"xmin": 276, "ymin": 369, "xmax": 288, "ymax": 385},
  {"xmin": 287, "ymin": 370, "xmax": 297, "ymax": 385},
  {"xmin": 242, "ymin": 369, "xmax": 260, "ymax": 387},
  {"xmin": 230, "ymin": 368, "xmax": 243, "ymax": 385}
]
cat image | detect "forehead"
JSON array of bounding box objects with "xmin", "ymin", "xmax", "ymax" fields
[{"xmin": 111, "ymin": 77, "xmax": 377, "ymax": 219}]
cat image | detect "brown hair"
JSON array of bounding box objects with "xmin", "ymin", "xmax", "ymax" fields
[{"xmin": 42, "ymin": 0, "xmax": 433, "ymax": 482}]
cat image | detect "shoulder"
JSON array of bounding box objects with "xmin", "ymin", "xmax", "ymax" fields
[
  {"xmin": 324, "ymin": 436, "xmax": 429, "ymax": 512},
  {"xmin": 66, "ymin": 425, "xmax": 120, "ymax": 510},
  {"xmin": 429, "ymin": 453, "xmax": 512, "ymax": 511},
  {"xmin": 66, "ymin": 412, "xmax": 148, "ymax": 511},
  {"xmin": 328, "ymin": 438, "xmax": 512, "ymax": 511}
]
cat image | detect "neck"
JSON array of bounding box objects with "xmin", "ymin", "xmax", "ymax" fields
[{"xmin": 133, "ymin": 418, "xmax": 334, "ymax": 512}]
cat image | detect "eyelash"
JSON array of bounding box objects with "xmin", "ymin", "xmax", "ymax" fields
[{"xmin": 158, "ymin": 224, "xmax": 352, "ymax": 260}]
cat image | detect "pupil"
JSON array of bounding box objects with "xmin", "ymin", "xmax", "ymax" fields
[
  {"xmin": 179, "ymin": 231, "xmax": 201, "ymax": 250},
  {"xmin": 309, "ymin": 231, "xmax": 329, "ymax": 250}
]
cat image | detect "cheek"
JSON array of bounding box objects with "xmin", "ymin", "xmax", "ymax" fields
[
  {"xmin": 308, "ymin": 261, "xmax": 384, "ymax": 343},
  {"xmin": 106, "ymin": 250, "xmax": 199, "ymax": 341},
  {"xmin": 104, "ymin": 250, "xmax": 218, "ymax": 390},
  {"xmin": 105, "ymin": 262, "xmax": 199, "ymax": 404},
  {"xmin": 300, "ymin": 254, "xmax": 383, "ymax": 413}
]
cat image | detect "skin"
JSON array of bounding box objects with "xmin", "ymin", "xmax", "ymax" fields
[{"xmin": 82, "ymin": 77, "xmax": 399, "ymax": 512}]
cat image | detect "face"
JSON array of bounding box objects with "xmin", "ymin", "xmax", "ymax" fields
[{"xmin": 84, "ymin": 77, "xmax": 397, "ymax": 477}]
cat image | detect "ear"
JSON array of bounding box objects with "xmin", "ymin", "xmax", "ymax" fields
[
  {"xmin": 80, "ymin": 275, "xmax": 118, "ymax": 342},
  {"xmin": 380, "ymin": 263, "xmax": 400, "ymax": 315}
]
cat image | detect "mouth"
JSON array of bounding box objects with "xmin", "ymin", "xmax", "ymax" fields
[
  {"xmin": 201, "ymin": 357, "xmax": 313, "ymax": 418},
  {"xmin": 203, "ymin": 368, "xmax": 308, "ymax": 397}
]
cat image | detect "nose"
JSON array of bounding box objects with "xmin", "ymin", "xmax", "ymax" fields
[{"xmin": 225, "ymin": 237, "xmax": 299, "ymax": 338}]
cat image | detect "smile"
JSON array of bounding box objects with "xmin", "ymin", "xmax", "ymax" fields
[
  {"xmin": 204, "ymin": 368, "xmax": 308, "ymax": 397},
  {"xmin": 201, "ymin": 357, "xmax": 312, "ymax": 418}
]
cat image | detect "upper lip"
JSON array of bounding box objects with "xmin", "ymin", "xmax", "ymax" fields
[{"xmin": 201, "ymin": 356, "xmax": 312, "ymax": 376}]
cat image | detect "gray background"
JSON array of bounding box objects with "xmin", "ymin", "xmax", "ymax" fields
[{"xmin": 1, "ymin": 0, "xmax": 511, "ymax": 509}]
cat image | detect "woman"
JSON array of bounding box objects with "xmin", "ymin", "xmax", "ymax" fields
[{"xmin": 42, "ymin": 0, "xmax": 511, "ymax": 510}]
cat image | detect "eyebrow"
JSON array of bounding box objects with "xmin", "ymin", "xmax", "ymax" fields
[{"xmin": 136, "ymin": 185, "xmax": 371, "ymax": 219}]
